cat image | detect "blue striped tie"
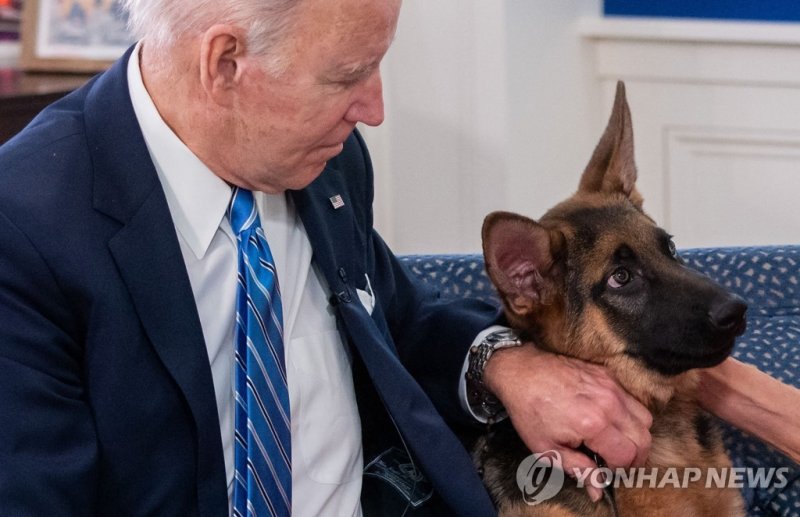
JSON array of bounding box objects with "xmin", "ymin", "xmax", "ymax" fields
[{"xmin": 229, "ymin": 188, "xmax": 291, "ymax": 517}]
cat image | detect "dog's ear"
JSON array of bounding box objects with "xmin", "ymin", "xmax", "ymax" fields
[
  {"xmin": 578, "ymin": 81, "xmax": 643, "ymax": 208},
  {"xmin": 482, "ymin": 211, "xmax": 560, "ymax": 316}
]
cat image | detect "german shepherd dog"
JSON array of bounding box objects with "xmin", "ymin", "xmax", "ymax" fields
[{"xmin": 476, "ymin": 82, "xmax": 747, "ymax": 516}]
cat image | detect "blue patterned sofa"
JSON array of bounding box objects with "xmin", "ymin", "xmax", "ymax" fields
[{"xmin": 400, "ymin": 246, "xmax": 800, "ymax": 516}]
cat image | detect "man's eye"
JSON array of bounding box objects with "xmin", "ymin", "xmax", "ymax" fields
[
  {"xmin": 322, "ymin": 76, "xmax": 359, "ymax": 88},
  {"xmin": 324, "ymin": 77, "xmax": 361, "ymax": 91},
  {"xmin": 607, "ymin": 268, "xmax": 632, "ymax": 289}
]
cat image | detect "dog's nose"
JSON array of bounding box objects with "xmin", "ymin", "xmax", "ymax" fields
[{"xmin": 708, "ymin": 296, "xmax": 747, "ymax": 335}]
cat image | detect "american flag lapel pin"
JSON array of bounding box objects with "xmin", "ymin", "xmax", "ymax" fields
[{"xmin": 329, "ymin": 194, "xmax": 345, "ymax": 210}]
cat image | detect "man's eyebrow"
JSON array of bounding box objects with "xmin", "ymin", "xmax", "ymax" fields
[
  {"xmin": 330, "ymin": 32, "xmax": 396, "ymax": 78},
  {"xmin": 338, "ymin": 61, "xmax": 379, "ymax": 77},
  {"xmin": 323, "ymin": 61, "xmax": 379, "ymax": 84}
]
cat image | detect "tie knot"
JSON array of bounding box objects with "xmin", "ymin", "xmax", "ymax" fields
[{"xmin": 228, "ymin": 188, "xmax": 258, "ymax": 235}]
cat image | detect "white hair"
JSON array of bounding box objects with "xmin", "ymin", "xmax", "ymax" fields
[{"xmin": 121, "ymin": 0, "xmax": 302, "ymax": 72}]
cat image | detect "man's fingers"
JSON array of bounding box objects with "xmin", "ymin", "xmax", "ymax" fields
[
  {"xmin": 584, "ymin": 429, "xmax": 639, "ymax": 469},
  {"xmin": 616, "ymin": 388, "xmax": 653, "ymax": 443},
  {"xmin": 629, "ymin": 425, "xmax": 652, "ymax": 467},
  {"xmin": 558, "ymin": 448, "xmax": 604, "ymax": 503},
  {"xmin": 619, "ymin": 388, "xmax": 653, "ymax": 429},
  {"xmin": 584, "ymin": 375, "xmax": 653, "ymax": 468},
  {"xmin": 614, "ymin": 394, "xmax": 653, "ymax": 467}
]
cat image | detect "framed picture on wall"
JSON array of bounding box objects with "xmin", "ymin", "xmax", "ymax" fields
[
  {"xmin": 0, "ymin": 0, "xmax": 23, "ymax": 41},
  {"xmin": 20, "ymin": 0, "xmax": 134, "ymax": 73}
]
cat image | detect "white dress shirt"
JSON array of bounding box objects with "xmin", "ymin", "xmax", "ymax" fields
[{"xmin": 127, "ymin": 44, "xmax": 363, "ymax": 517}]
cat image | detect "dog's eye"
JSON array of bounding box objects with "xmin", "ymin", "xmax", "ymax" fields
[{"xmin": 608, "ymin": 268, "xmax": 631, "ymax": 289}]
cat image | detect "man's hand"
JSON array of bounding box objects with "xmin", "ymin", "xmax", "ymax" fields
[{"xmin": 484, "ymin": 344, "xmax": 653, "ymax": 502}]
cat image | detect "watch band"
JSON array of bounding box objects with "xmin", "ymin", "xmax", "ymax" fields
[{"xmin": 466, "ymin": 329, "xmax": 523, "ymax": 418}]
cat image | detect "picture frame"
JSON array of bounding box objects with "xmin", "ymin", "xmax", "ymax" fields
[
  {"xmin": 20, "ymin": 0, "xmax": 134, "ymax": 73},
  {"xmin": 0, "ymin": 0, "xmax": 23, "ymax": 42}
]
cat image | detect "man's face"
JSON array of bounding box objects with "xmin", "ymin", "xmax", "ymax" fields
[{"xmin": 228, "ymin": 0, "xmax": 401, "ymax": 193}]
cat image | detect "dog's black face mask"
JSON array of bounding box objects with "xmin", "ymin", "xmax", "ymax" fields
[{"xmin": 576, "ymin": 217, "xmax": 748, "ymax": 376}]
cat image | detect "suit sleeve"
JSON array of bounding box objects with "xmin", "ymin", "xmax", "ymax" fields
[
  {"xmin": 347, "ymin": 131, "xmax": 503, "ymax": 426},
  {"xmin": 370, "ymin": 233, "xmax": 502, "ymax": 425},
  {"xmin": 0, "ymin": 210, "xmax": 98, "ymax": 515}
]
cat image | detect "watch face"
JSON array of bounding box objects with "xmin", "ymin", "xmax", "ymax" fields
[{"xmin": 486, "ymin": 330, "xmax": 521, "ymax": 347}]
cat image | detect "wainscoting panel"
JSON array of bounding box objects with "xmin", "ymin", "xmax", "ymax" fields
[
  {"xmin": 581, "ymin": 18, "xmax": 800, "ymax": 247},
  {"xmin": 666, "ymin": 127, "xmax": 800, "ymax": 247}
]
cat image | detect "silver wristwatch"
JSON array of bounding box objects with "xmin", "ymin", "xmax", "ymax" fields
[{"xmin": 466, "ymin": 329, "xmax": 523, "ymax": 418}]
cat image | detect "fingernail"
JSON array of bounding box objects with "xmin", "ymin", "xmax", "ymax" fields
[{"xmin": 589, "ymin": 487, "xmax": 603, "ymax": 503}]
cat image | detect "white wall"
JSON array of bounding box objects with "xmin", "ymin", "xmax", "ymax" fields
[
  {"xmin": 0, "ymin": 41, "xmax": 19, "ymax": 67},
  {"xmin": 362, "ymin": 0, "xmax": 603, "ymax": 254},
  {"xmin": 363, "ymin": 3, "xmax": 800, "ymax": 254}
]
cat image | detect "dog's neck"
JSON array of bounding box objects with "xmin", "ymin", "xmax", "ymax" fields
[
  {"xmin": 526, "ymin": 309, "xmax": 701, "ymax": 413},
  {"xmin": 605, "ymin": 355, "xmax": 700, "ymax": 412},
  {"xmin": 519, "ymin": 311, "xmax": 701, "ymax": 412}
]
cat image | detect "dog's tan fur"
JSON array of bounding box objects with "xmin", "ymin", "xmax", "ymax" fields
[{"xmin": 477, "ymin": 82, "xmax": 746, "ymax": 516}]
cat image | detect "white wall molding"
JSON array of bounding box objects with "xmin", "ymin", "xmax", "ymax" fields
[
  {"xmin": 580, "ymin": 18, "xmax": 800, "ymax": 87},
  {"xmin": 578, "ymin": 17, "xmax": 800, "ymax": 46}
]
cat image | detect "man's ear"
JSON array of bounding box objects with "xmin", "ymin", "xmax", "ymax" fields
[
  {"xmin": 199, "ymin": 25, "xmax": 246, "ymax": 106},
  {"xmin": 482, "ymin": 211, "xmax": 561, "ymax": 317}
]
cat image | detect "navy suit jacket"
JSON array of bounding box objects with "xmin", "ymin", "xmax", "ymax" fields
[{"xmin": 0, "ymin": 49, "xmax": 499, "ymax": 516}]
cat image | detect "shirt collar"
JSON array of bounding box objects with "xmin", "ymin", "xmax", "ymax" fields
[{"xmin": 127, "ymin": 42, "xmax": 232, "ymax": 260}]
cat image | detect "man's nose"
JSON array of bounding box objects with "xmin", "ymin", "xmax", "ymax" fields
[{"xmin": 345, "ymin": 71, "xmax": 385, "ymax": 127}]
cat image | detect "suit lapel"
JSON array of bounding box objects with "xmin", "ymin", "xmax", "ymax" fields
[
  {"xmin": 84, "ymin": 48, "xmax": 227, "ymax": 516},
  {"xmin": 336, "ymin": 301, "xmax": 496, "ymax": 516},
  {"xmin": 292, "ymin": 155, "xmax": 495, "ymax": 516},
  {"xmin": 291, "ymin": 164, "xmax": 360, "ymax": 299}
]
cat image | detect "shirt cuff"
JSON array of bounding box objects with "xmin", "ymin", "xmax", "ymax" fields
[{"xmin": 459, "ymin": 324, "xmax": 512, "ymax": 423}]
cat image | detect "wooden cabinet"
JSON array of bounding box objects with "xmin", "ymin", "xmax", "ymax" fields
[{"xmin": 0, "ymin": 68, "xmax": 91, "ymax": 145}]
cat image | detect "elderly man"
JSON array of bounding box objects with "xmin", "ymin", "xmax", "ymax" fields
[{"xmin": 0, "ymin": 0, "xmax": 653, "ymax": 515}]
